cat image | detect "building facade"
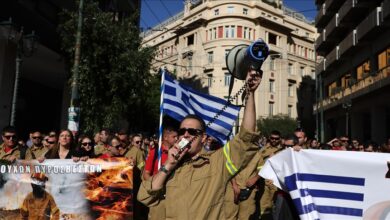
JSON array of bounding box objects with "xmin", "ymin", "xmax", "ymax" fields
[
  {"xmin": 142, "ymin": 0, "xmax": 317, "ymax": 133},
  {"xmin": 315, "ymin": 0, "xmax": 390, "ymax": 143}
]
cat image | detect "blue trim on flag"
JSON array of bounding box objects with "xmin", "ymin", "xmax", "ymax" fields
[
  {"xmin": 299, "ymin": 189, "xmax": 364, "ymax": 201},
  {"xmin": 293, "ymin": 198, "xmax": 363, "ymax": 217},
  {"xmin": 189, "ymin": 96, "xmax": 240, "ymax": 119},
  {"xmin": 163, "ymin": 99, "xmax": 190, "ymax": 114},
  {"xmin": 285, "ymin": 173, "xmax": 365, "ymax": 191}
]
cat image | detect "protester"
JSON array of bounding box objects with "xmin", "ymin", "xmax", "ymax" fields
[
  {"xmin": 143, "ymin": 126, "xmax": 178, "ymax": 220},
  {"xmin": 294, "ymin": 128, "xmax": 307, "ymax": 148},
  {"xmin": 77, "ymin": 135, "xmax": 95, "ymax": 158},
  {"xmin": 137, "ymin": 69, "xmax": 261, "ymax": 219},
  {"xmin": 44, "ymin": 129, "xmax": 78, "ymax": 159},
  {"xmin": 94, "ymin": 128, "xmax": 112, "ymax": 157},
  {"xmin": 0, "ymin": 125, "xmax": 20, "ymax": 162},
  {"xmin": 25, "ymin": 130, "xmax": 49, "ymax": 160},
  {"xmin": 115, "ymin": 128, "xmax": 129, "ymax": 148}
]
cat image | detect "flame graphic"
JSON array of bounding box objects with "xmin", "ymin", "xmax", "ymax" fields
[{"xmin": 84, "ymin": 158, "xmax": 133, "ymax": 220}]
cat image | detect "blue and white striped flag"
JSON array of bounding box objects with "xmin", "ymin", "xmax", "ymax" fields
[
  {"xmin": 260, "ymin": 149, "xmax": 390, "ymax": 220},
  {"xmin": 162, "ymin": 73, "xmax": 240, "ymax": 144}
]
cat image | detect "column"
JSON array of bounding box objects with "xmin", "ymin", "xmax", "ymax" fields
[
  {"xmin": 371, "ymin": 107, "xmax": 387, "ymax": 144},
  {"xmin": 0, "ymin": 39, "xmax": 17, "ymax": 129}
]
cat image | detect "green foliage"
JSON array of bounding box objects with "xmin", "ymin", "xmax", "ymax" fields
[
  {"xmin": 58, "ymin": 0, "xmax": 157, "ymax": 134},
  {"xmin": 257, "ymin": 114, "xmax": 298, "ymax": 137}
]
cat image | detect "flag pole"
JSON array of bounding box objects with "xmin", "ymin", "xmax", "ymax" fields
[{"xmin": 157, "ymin": 67, "xmax": 166, "ymax": 169}]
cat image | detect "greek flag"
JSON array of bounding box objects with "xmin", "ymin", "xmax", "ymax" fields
[
  {"xmin": 162, "ymin": 72, "xmax": 240, "ymax": 144},
  {"xmin": 259, "ymin": 149, "xmax": 390, "ymax": 220}
]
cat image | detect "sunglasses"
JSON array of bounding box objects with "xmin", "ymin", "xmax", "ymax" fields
[
  {"xmin": 81, "ymin": 142, "xmax": 92, "ymax": 146},
  {"xmin": 4, "ymin": 135, "xmax": 17, "ymax": 140},
  {"xmin": 32, "ymin": 136, "xmax": 42, "ymax": 140},
  {"xmin": 269, "ymin": 137, "xmax": 280, "ymax": 140},
  {"xmin": 178, "ymin": 128, "xmax": 203, "ymax": 136},
  {"xmin": 47, "ymin": 141, "xmax": 56, "ymax": 144},
  {"xmin": 135, "ymin": 141, "xmax": 141, "ymax": 144}
]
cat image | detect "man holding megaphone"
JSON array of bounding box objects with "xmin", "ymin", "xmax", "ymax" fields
[{"xmin": 138, "ymin": 46, "xmax": 267, "ymax": 218}]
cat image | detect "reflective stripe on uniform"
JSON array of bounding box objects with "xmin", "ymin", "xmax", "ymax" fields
[
  {"xmin": 257, "ymin": 165, "xmax": 263, "ymax": 170},
  {"xmin": 137, "ymin": 161, "xmax": 145, "ymax": 170},
  {"xmin": 223, "ymin": 142, "xmax": 238, "ymax": 175}
]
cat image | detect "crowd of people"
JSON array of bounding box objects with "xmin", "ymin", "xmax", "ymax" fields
[{"xmin": 1, "ymin": 69, "xmax": 390, "ymax": 220}]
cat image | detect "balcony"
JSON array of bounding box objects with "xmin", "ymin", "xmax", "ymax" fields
[
  {"xmin": 315, "ymin": 29, "xmax": 336, "ymax": 56},
  {"xmin": 383, "ymin": 0, "xmax": 390, "ymax": 20},
  {"xmin": 325, "ymin": 46, "xmax": 339, "ymax": 69},
  {"xmin": 339, "ymin": 0, "xmax": 368, "ymax": 24},
  {"xmin": 316, "ymin": 3, "xmax": 332, "ymax": 28},
  {"xmin": 357, "ymin": 7, "xmax": 383, "ymax": 41},
  {"xmin": 316, "ymin": 59, "xmax": 327, "ymax": 75},
  {"xmin": 325, "ymin": 13, "xmax": 348, "ymax": 40},
  {"xmin": 339, "ymin": 29, "xmax": 357, "ymax": 56},
  {"xmin": 326, "ymin": 0, "xmax": 346, "ymax": 11},
  {"xmin": 314, "ymin": 65, "xmax": 390, "ymax": 112}
]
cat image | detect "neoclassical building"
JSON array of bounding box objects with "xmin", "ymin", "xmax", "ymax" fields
[{"xmin": 142, "ymin": 0, "xmax": 317, "ymax": 133}]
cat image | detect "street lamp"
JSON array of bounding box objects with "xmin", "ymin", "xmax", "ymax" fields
[{"xmin": 1, "ymin": 18, "xmax": 38, "ymax": 126}]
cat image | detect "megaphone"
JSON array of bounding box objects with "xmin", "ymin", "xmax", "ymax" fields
[{"xmin": 226, "ymin": 38, "xmax": 269, "ymax": 80}]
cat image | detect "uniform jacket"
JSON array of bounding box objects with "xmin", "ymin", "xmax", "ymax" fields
[
  {"xmin": 20, "ymin": 191, "xmax": 59, "ymax": 220},
  {"xmin": 0, "ymin": 143, "xmax": 20, "ymax": 160},
  {"xmin": 138, "ymin": 127, "xmax": 260, "ymax": 220}
]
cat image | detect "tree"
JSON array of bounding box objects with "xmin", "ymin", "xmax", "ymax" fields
[
  {"xmin": 257, "ymin": 114, "xmax": 298, "ymax": 137},
  {"xmin": 58, "ymin": 0, "xmax": 157, "ymax": 135}
]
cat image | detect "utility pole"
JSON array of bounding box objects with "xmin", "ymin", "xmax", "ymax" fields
[{"xmin": 68, "ymin": 0, "xmax": 84, "ymax": 135}]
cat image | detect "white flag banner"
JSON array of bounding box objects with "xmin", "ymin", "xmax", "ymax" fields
[{"xmin": 259, "ymin": 148, "xmax": 390, "ymax": 220}]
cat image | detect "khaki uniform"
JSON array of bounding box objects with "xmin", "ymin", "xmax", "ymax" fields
[
  {"xmin": 94, "ymin": 143, "xmax": 110, "ymax": 156},
  {"xmin": 0, "ymin": 143, "xmax": 20, "ymax": 161},
  {"xmin": 258, "ymin": 144, "xmax": 283, "ymax": 218},
  {"xmin": 225, "ymin": 151, "xmax": 263, "ymax": 220},
  {"xmin": 148, "ymin": 199, "xmax": 166, "ymax": 220},
  {"xmin": 20, "ymin": 191, "xmax": 59, "ymax": 220},
  {"xmin": 25, "ymin": 145, "xmax": 49, "ymax": 160},
  {"xmin": 138, "ymin": 127, "xmax": 260, "ymax": 220},
  {"xmin": 124, "ymin": 146, "xmax": 145, "ymax": 170}
]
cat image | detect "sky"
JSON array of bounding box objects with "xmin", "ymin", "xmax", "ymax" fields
[{"xmin": 140, "ymin": 0, "xmax": 317, "ymax": 31}]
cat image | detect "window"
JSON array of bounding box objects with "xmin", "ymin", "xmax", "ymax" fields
[
  {"xmin": 356, "ymin": 60, "xmax": 370, "ymax": 80},
  {"xmin": 230, "ymin": 26, "xmax": 235, "ymax": 38},
  {"xmin": 269, "ymin": 102, "xmax": 274, "ymax": 116},
  {"xmin": 213, "ymin": 28, "xmax": 217, "ymax": 39},
  {"xmin": 268, "ymin": 32, "xmax": 277, "ymax": 45},
  {"xmin": 269, "ymin": 80, "xmax": 275, "ymax": 93},
  {"xmin": 311, "ymin": 69, "xmax": 315, "ymax": 79},
  {"xmin": 207, "ymin": 75, "xmax": 212, "ymax": 87},
  {"xmin": 270, "ymin": 58, "xmax": 275, "ymax": 71},
  {"xmin": 288, "ymin": 83, "xmax": 294, "ymax": 97},
  {"xmin": 288, "ymin": 63, "xmax": 293, "ymax": 75},
  {"xmin": 243, "ymin": 8, "xmax": 248, "ymax": 15},
  {"xmin": 225, "ymin": 26, "xmax": 229, "ymax": 38},
  {"xmin": 214, "ymin": 9, "xmax": 219, "ymax": 15},
  {"xmin": 224, "ymin": 73, "xmax": 231, "ymax": 86},
  {"xmin": 288, "ymin": 105, "xmax": 292, "ymax": 117},
  {"xmin": 244, "ymin": 27, "xmax": 248, "ymax": 39},
  {"xmin": 300, "ymin": 66, "xmax": 305, "ymax": 76},
  {"xmin": 208, "ymin": 51, "xmax": 213, "ymax": 64},
  {"xmin": 378, "ymin": 47, "xmax": 390, "ymax": 70},
  {"xmin": 187, "ymin": 34, "xmax": 194, "ymax": 46},
  {"xmin": 227, "ymin": 6, "xmax": 234, "ymax": 13}
]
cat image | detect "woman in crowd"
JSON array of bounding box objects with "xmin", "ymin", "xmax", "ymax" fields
[
  {"xmin": 77, "ymin": 135, "xmax": 95, "ymax": 158},
  {"xmin": 44, "ymin": 129, "xmax": 79, "ymax": 159}
]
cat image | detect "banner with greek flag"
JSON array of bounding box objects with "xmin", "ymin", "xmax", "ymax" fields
[
  {"xmin": 260, "ymin": 148, "xmax": 390, "ymax": 220},
  {"xmin": 162, "ymin": 73, "xmax": 240, "ymax": 144}
]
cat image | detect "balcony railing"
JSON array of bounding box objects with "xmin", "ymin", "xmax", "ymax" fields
[
  {"xmin": 325, "ymin": 46, "xmax": 339, "ymax": 69},
  {"xmin": 383, "ymin": 0, "xmax": 390, "ymax": 20},
  {"xmin": 339, "ymin": 29, "xmax": 357, "ymax": 56},
  {"xmin": 339, "ymin": 0, "xmax": 358, "ymax": 22},
  {"xmin": 314, "ymin": 65, "xmax": 390, "ymax": 111},
  {"xmin": 325, "ymin": 13, "xmax": 339, "ymax": 39},
  {"xmin": 357, "ymin": 7, "xmax": 383, "ymax": 40}
]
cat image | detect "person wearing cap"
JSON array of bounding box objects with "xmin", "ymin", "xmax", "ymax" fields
[
  {"xmin": 20, "ymin": 173, "xmax": 59, "ymax": 220},
  {"xmin": 0, "ymin": 125, "xmax": 20, "ymax": 162},
  {"xmin": 137, "ymin": 70, "xmax": 262, "ymax": 219}
]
